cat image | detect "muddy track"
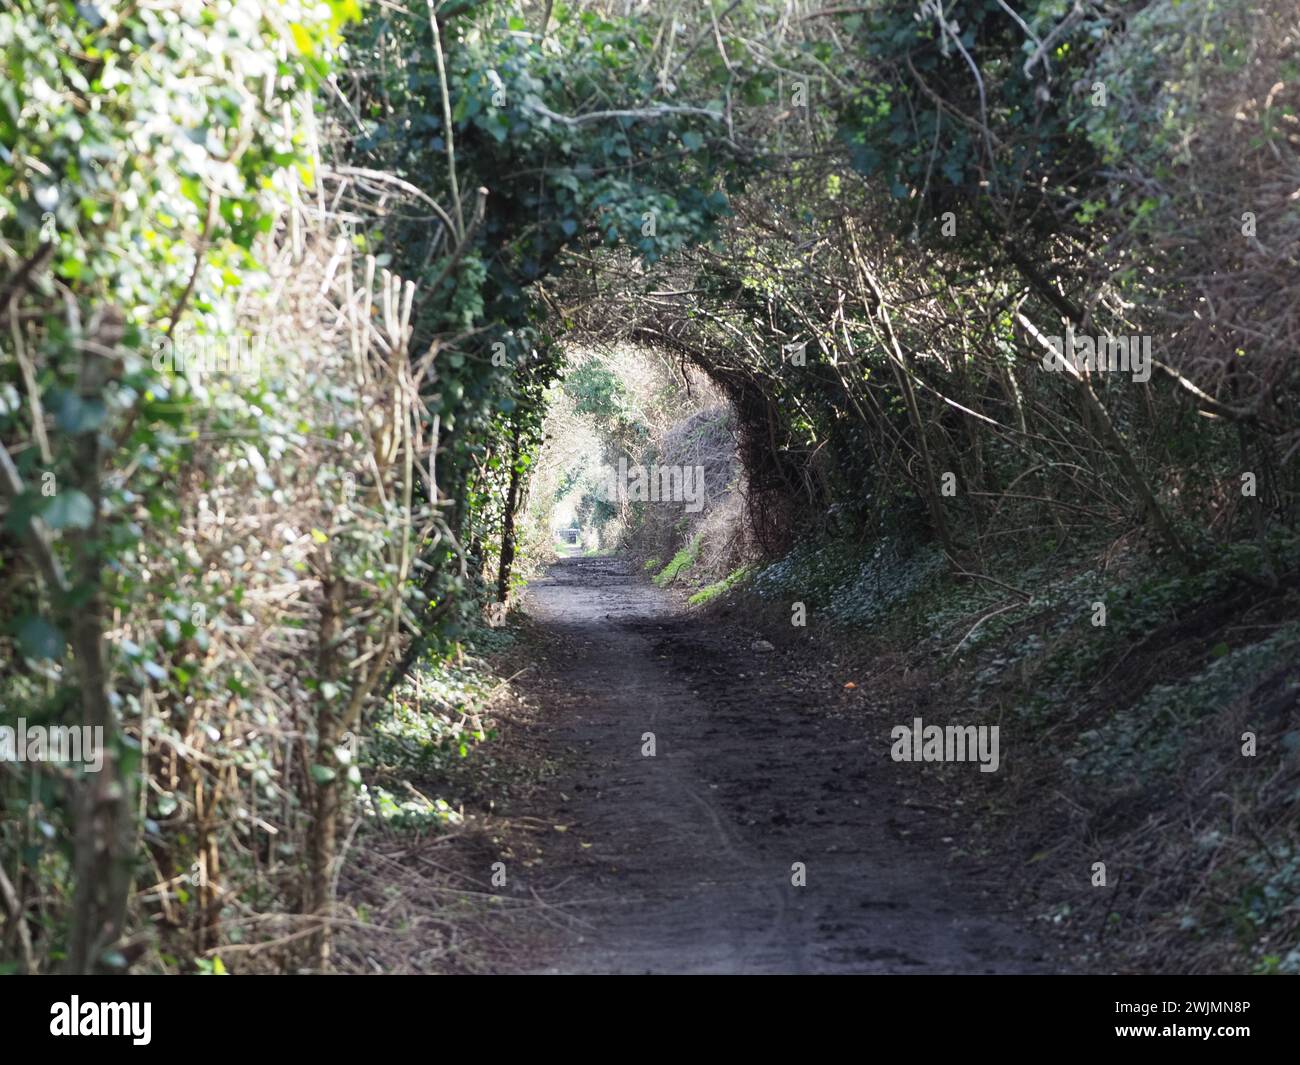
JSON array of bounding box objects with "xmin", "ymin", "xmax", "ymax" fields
[{"xmin": 511, "ymin": 555, "xmax": 1059, "ymax": 974}]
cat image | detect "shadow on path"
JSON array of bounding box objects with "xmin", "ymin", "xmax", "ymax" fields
[{"xmin": 513, "ymin": 555, "xmax": 1058, "ymax": 974}]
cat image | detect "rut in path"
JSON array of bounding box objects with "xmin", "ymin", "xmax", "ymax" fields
[{"xmin": 511, "ymin": 555, "xmax": 1058, "ymax": 974}]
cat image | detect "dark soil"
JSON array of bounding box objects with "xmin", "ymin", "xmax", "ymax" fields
[{"xmin": 480, "ymin": 555, "xmax": 1064, "ymax": 974}]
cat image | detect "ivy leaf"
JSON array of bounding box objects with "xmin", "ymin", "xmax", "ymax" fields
[
  {"xmin": 42, "ymin": 489, "xmax": 94, "ymax": 530},
  {"xmin": 15, "ymin": 615, "xmax": 65, "ymax": 661},
  {"xmin": 53, "ymin": 392, "xmax": 107, "ymax": 433},
  {"xmin": 3, "ymin": 491, "xmax": 43, "ymax": 535}
]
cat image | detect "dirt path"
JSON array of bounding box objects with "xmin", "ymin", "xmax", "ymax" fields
[{"xmin": 508, "ymin": 555, "xmax": 1059, "ymax": 974}]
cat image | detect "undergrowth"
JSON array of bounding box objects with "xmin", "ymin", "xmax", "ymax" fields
[
  {"xmin": 654, "ymin": 533, "xmax": 703, "ymax": 587},
  {"xmin": 359, "ymin": 627, "xmax": 514, "ymax": 831},
  {"xmin": 688, "ymin": 565, "xmax": 755, "ymax": 606}
]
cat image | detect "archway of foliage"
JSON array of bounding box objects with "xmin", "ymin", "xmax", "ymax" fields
[
  {"xmin": 337, "ymin": 0, "xmax": 751, "ymax": 638},
  {"xmin": 365, "ymin": 0, "xmax": 1299, "ymax": 593},
  {"xmin": 532, "ymin": 0, "xmax": 1300, "ymax": 580}
]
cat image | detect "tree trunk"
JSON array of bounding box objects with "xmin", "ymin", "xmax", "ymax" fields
[
  {"xmin": 65, "ymin": 311, "xmax": 132, "ymax": 973},
  {"xmin": 496, "ymin": 413, "xmax": 525, "ymax": 604},
  {"xmin": 306, "ymin": 568, "xmax": 345, "ymax": 970}
]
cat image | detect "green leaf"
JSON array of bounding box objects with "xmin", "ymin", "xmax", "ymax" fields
[
  {"xmin": 15, "ymin": 615, "xmax": 65, "ymax": 661},
  {"xmin": 42, "ymin": 489, "xmax": 94, "ymax": 530}
]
